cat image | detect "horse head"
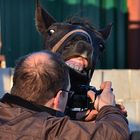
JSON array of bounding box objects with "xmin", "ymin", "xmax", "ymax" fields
[{"xmin": 35, "ymin": 0, "xmax": 112, "ymax": 108}]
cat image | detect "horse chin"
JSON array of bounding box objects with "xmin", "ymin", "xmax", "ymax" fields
[{"xmin": 68, "ymin": 66, "xmax": 90, "ymax": 86}]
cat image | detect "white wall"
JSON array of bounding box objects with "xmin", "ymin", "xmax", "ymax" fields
[{"xmin": 91, "ymin": 69, "xmax": 140, "ymax": 131}]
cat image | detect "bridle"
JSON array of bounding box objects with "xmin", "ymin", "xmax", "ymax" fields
[{"xmin": 52, "ymin": 29, "xmax": 93, "ymax": 52}]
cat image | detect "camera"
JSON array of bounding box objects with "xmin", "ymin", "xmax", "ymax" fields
[
  {"xmin": 65, "ymin": 68, "xmax": 102, "ymax": 119},
  {"xmin": 67, "ymin": 84, "xmax": 102, "ymax": 111}
]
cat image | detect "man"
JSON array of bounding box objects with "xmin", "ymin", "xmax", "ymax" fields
[{"xmin": 0, "ymin": 50, "xmax": 129, "ymax": 140}]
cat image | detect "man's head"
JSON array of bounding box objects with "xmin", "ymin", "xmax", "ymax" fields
[{"xmin": 11, "ymin": 50, "xmax": 70, "ymax": 112}]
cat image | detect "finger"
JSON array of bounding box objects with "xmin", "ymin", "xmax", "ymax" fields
[
  {"xmin": 100, "ymin": 81, "xmax": 112, "ymax": 90},
  {"xmin": 85, "ymin": 109, "xmax": 98, "ymax": 121},
  {"xmin": 106, "ymin": 81, "xmax": 112, "ymax": 88},
  {"xmin": 112, "ymin": 93, "xmax": 116, "ymax": 105},
  {"xmin": 116, "ymin": 100, "xmax": 126, "ymax": 111},
  {"xmin": 116, "ymin": 104, "xmax": 127, "ymax": 116},
  {"xmin": 120, "ymin": 104, "xmax": 125, "ymax": 110},
  {"xmin": 94, "ymin": 96, "xmax": 100, "ymax": 111},
  {"xmin": 116, "ymin": 104, "xmax": 125, "ymax": 110},
  {"xmin": 87, "ymin": 90, "xmax": 96, "ymax": 103}
]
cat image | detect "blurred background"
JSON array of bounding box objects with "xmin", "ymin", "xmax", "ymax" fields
[
  {"xmin": 0, "ymin": 0, "xmax": 140, "ymax": 69},
  {"xmin": 0, "ymin": 0, "xmax": 140, "ymax": 134}
]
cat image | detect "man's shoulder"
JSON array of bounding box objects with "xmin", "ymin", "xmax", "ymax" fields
[
  {"xmin": 0, "ymin": 103, "xmax": 50, "ymax": 139},
  {"xmin": 0, "ymin": 101, "xmax": 50, "ymax": 122}
]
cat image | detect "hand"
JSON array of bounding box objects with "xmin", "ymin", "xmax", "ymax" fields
[
  {"xmin": 84, "ymin": 109, "xmax": 98, "ymax": 121},
  {"xmin": 116, "ymin": 103, "xmax": 127, "ymax": 117},
  {"xmin": 85, "ymin": 90, "xmax": 98, "ymax": 121},
  {"xmin": 94, "ymin": 81, "xmax": 115, "ymax": 111},
  {"xmin": 85, "ymin": 82, "xmax": 115, "ymax": 120}
]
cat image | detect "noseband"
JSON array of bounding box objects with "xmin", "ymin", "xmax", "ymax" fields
[{"xmin": 52, "ymin": 29, "xmax": 93, "ymax": 52}]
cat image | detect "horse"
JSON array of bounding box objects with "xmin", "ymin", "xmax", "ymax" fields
[{"xmin": 35, "ymin": 0, "xmax": 112, "ymax": 119}]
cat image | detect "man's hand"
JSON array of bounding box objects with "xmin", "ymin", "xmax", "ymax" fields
[
  {"xmin": 116, "ymin": 103, "xmax": 128, "ymax": 117},
  {"xmin": 94, "ymin": 81, "xmax": 115, "ymax": 111},
  {"xmin": 83, "ymin": 90, "xmax": 98, "ymax": 121},
  {"xmin": 87, "ymin": 81, "xmax": 115, "ymax": 112},
  {"xmin": 85, "ymin": 81, "xmax": 127, "ymax": 121}
]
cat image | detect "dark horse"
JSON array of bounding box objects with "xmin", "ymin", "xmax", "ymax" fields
[{"xmin": 35, "ymin": 0, "xmax": 112, "ymax": 119}]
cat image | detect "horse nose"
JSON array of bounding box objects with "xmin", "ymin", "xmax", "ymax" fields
[{"xmin": 75, "ymin": 40, "xmax": 93, "ymax": 54}]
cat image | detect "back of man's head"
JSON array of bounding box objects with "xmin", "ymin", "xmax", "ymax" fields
[{"xmin": 11, "ymin": 50, "xmax": 69, "ymax": 105}]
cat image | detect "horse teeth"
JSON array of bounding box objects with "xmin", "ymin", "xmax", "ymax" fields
[
  {"xmin": 69, "ymin": 64, "xmax": 74, "ymax": 69},
  {"xmin": 74, "ymin": 66, "xmax": 79, "ymax": 71},
  {"xmin": 66, "ymin": 63, "xmax": 75, "ymax": 69},
  {"xmin": 66, "ymin": 62, "xmax": 72, "ymax": 67},
  {"xmin": 65, "ymin": 61, "xmax": 83, "ymax": 72},
  {"xmin": 78, "ymin": 67, "xmax": 83, "ymax": 72},
  {"xmin": 73, "ymin": 65, "xmax": 83, "ymax": 72}
]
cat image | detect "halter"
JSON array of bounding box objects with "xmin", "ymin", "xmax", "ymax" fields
[{"xmin": 52, "ymin": 29, "xmax": 93, "ymax": 52}]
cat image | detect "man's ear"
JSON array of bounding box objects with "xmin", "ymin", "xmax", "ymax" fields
[{"xmin": 53, "ymin": 90, "xmax": 63, "ymax": 110}]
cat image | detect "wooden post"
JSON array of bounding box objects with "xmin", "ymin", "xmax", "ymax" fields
[{"xmin": 127, "ymin": 0, "xmax": 140, "ymax": 68}]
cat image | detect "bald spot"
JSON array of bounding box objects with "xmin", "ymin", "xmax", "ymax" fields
[{"xmin": 24, "ymin": 52, "xmax": 52, "ymax": 74}]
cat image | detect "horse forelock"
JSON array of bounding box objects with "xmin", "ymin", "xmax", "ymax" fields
[
  {"xmin": 65, "ymin": 17, "xmax": 105, "ymax": 41},
  {"xmin": 65, "ymin": 17, "xmax": 96, "ymax": 31}
]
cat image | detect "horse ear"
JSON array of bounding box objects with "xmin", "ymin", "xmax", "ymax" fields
[
  {"xmin": 99, "ymin": 23, "xmax": 113, "ymax": 40},
  {"xmin": 35, "ymin": 0, "xmax": 56, "ymax": 36}
]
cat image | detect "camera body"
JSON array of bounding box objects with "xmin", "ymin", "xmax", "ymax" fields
[
  {"xmin": 67, "ymin": 84, "xmax": 102, "ymax": 111},
  {"xmin": 65, "ymin": 68, "xmax": 102, "ymax": 119}
]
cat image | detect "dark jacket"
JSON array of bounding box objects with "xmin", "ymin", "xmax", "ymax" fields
[{"xmin": 0, "ymin": 93, "xmax": 130, "ymax": 140}]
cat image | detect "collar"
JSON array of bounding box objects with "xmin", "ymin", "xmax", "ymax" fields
[{"xmin": 0, "ymin": 93, "xmax": 64, "ymax": 117}]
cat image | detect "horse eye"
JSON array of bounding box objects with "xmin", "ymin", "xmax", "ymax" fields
[
  {"xmin": 99, "ymin": 44, "xmax": 105, "ymax": 52},
  {"xmin": 48, "ymin": 29, "xmax": 55, "ymax": 36}
]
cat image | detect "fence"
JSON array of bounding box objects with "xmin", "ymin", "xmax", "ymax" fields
[{"xmin": 0, "ymin": 0, "xmax": 127, "ymax": 68}]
